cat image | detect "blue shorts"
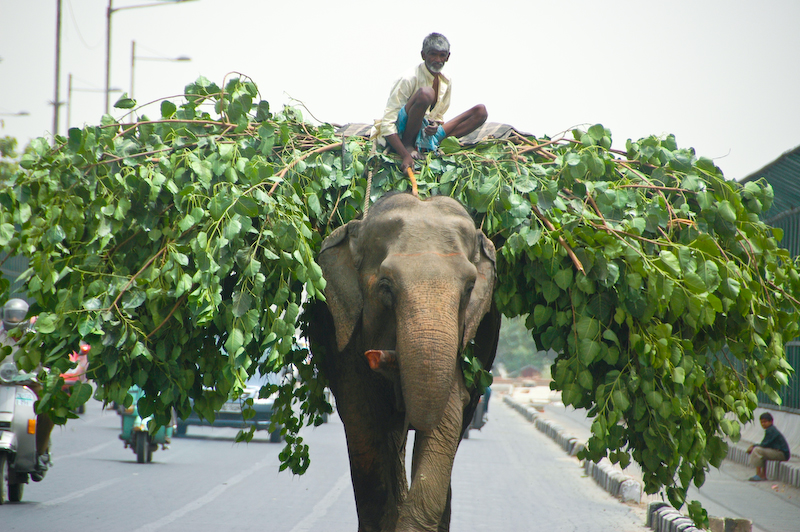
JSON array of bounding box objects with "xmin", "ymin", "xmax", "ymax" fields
[{"xmin": 396, "ymin": 107, "xmax": 446, "ymax": 152}]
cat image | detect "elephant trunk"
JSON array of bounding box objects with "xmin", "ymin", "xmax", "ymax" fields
[{"xmin": 395, "ymin": 292, "xmax": 461, "ymax": 433}]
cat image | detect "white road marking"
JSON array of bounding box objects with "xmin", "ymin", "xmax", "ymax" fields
[
  {"xmin": 54, "ymin": 441, "xmax": 115, "ymax": 460},
  {"xmin": 131, "ymin": 455, "xmax": 276, "ymax": 532},
  {"xmin": 288, "ymin": 472, "xmax": 351, "ymax": 532},
  {"xmin": 41, "ymin": 477, "xmax": 126, "ymax": 506}
]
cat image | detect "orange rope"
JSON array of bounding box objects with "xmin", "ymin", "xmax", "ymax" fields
[{"xmin": 406, "ymin": 167, "xmax": 419, "ymax": 197}]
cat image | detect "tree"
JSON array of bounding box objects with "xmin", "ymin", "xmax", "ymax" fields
[
  {"xmin": 1, "ymin": 76, "xmax": 796, "ymax": 526},
  {"xmin": 0, "ymin": 135, "xmax": 19, "ymax": 183},
  {"xmin": 495, "ymin": 315, "xmax": 553, "ymax": 376}
]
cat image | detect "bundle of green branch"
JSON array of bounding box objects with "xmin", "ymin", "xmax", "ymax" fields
[{"xmin": 1, "ymin": 76, "xmax": 797, "ymax": 525}]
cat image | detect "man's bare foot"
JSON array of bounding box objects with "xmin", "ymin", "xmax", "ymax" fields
[{"xmin": 405, "ymin": 146, "xmax": 422, "ymax": 160}]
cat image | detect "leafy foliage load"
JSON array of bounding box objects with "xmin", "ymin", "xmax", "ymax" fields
[{"xmin": 1, "ymin": 76, "xmax": 797, "ymax": 524}]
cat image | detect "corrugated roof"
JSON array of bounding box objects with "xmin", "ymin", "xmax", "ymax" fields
[{"xmin": 741, "ymin": 145, "xmax": 800, "ymax": 222}]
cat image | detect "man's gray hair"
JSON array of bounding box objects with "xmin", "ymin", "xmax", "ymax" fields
[{"xmin": 422, "ymin": 33, "xmax": 450, "ymax": 54}]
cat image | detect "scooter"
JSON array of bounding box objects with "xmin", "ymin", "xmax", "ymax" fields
[
  {"xmin": 462, "ymin": 387, "xmax": 491, "ymax": 440},
  {"xmin": 0, "ymin": 361, "xmax": 40, "ymax": 503},
  {"xmin": 118, "ymin": 385, "xmax": 174, "ymax": 463}
]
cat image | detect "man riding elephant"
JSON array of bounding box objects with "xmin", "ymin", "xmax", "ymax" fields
[{"xmin": 372, "ymin": 33, "xmax": 488, "ymax": 172}]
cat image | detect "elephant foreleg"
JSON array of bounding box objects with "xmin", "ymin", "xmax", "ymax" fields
[{"xmin": 397, "ymin": 368, "xmax": 469, "ymax": 532}]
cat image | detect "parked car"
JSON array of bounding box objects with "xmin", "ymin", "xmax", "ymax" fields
[{"xmin": 176, "ymin": 372, "xmax": 283, "ymax": 442}]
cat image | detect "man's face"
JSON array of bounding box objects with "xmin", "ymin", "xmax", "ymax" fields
[
  {"xmin": 760, "ymin": 419, "xmax": 772, "ymax": 429},
  {"xmin": 422, "ymin": 49, "xmax": 450, "ymax": 74}
]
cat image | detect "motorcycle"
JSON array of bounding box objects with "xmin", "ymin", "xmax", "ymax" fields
[
  {"xmin": 462, "ymin": 387, "xmax": 491, "ymax": 440},
  {"xmin": 60, "ymin": 340, "xmax": 90, "ymax": 414},
  {"xmin": 0, "ymin": 362, "xmax": 40, "ymax": 503},
  {"xmin": 118, "ymin": 385, "xmax": 174, "ymax": 463}
]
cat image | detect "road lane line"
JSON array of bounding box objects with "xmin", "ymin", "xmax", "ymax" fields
[
  {"xmin": 55, "ymin": 441, "xmax": 116, "ymax": 460},
  {"xmin": 289, "ymin": 472, "xmax": 350, "ymax": 532},
  {"xmin": 41, "ymin": 477, "xmax": 126, "ymax": 506},
  {"xmin": 131, "ymin": 455, "xmax": 277, "ymax": 532}
]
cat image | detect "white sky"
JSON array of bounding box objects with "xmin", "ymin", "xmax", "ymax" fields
[{"xmin": 1, "ymin": 0, "xmax": 799, "ymax": 180}]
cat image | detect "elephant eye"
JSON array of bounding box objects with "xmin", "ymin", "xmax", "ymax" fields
[
  {"xmin": 378, "ymin": 278, "xmax": 395, "ymax": 307},
  {"xmin": 463, "ymin": 281, "xmax": 475, "ymax": 302}
]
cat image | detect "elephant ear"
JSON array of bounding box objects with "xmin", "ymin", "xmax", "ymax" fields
[
  {"xmin": 318, "ymin": 221, "xmax": 363, "ymax": 353},
  {"xmin": 462, "ymin": 231, "xmax": 497, "ymax": 351}
]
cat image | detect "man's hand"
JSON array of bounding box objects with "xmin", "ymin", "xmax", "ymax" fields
[
  {"xmin": 385, "ymin": 133, "xmax": 418, "ymax": 173},
  {"xmin": 424, "ymin": 121, "xmax": 441, "ymax": 136},
  {"xmin": 747, "ymin": 445, "xmax": 754, "ymax": 454},
  {"xmin": 400, "ymin": 153, "xmax": 415, "ymax": 173}
]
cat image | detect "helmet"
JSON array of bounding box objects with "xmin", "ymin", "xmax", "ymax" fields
[{"xmin": 2, "ymin": 298, "xmax": 30, "ymax": 332}]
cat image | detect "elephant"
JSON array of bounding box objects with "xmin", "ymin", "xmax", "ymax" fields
[{"xmin": 306, "ymin": 192, "xmax": 501, "ymax": 531}]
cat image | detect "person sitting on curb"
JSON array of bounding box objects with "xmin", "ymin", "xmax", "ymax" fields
[
  {"xmin": 372, "ymin": 32, "xmax": 488, "ymax": 172},
  {"xmin": 746, "ymin": 412, "xmax": 791, "ymax": 481}
]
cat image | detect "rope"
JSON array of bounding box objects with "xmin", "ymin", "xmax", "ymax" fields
[
  {"xmin": 363, "ymin": 140, "xmax": 378, "ymax": 218},
  {"xmin": 362, "ymin": 142, "xmax": 419, "ymax": 218},
  {"xmin": 406, "ymin": 167, "xmax": 419, "ymax": 197}
]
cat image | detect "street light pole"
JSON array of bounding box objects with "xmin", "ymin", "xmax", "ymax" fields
[
  {"xmin": 104, "ymin": 0, "xmax": 196, "ymax": 114},
  {"xmin": 53, "ymin": 0, "xmax": 63, "ymax": 136},
  {"xmin": 0, "ymin": 111, "xmax": 29, "ymax": 130},
  {"xmin": 104, "ymin": 0, "xmax": 113, "ymax": 115},
  {"xmin": 130, "ymin": 39, "xmax": 135, "ymax": 100},
  {"xmin": 130, "ymin": 40, "xmax": 191, "ymax": 100},
  {"xmin": 71, "ymin": 73, "xmax": 122, "ymax": 130}
]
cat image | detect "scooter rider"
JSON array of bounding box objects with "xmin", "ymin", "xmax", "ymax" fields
[{"xmin": 0, "ymin": 298, "xmax": 54, "ymax": 481}]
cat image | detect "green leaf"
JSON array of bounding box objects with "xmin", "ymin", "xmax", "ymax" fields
[
  {"xmin": 67, "ymin": 381, "xmax": 93, "ymax": 410},
  {"xmin": 114, "ymin": 93, "xmax": 136, "ymax": 109},
  {"xmin": 657, "ymin": 251, "xmax": 680, "ymax": 278},
  {"xmin": 554, "ymin": 268, "xmax": 573, "ymax": 290},
  {"xmin": 439, "ymin": 137, "xmax": 461, "ymax": 154},
  {"xmin": 0, "ymin": 223, "xmax": 14, "ymax": 246},
  {"xmin": 533, "ymin": 305, "xmax": 553, "ymax": 327},
  {"xmin": 161, "ymin": 100, "xmax": 177, "ymax": 118},
  {"xmin": 717, "ymin": 200, "xmax": 736, "ymax": 223}
]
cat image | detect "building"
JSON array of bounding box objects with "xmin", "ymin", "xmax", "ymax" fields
[{"xmin": 741, "ymin": 145, "xmax": 800, "ymax": 412}]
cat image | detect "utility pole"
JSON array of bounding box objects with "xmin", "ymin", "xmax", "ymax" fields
[{"xmin": 53, "ymin": 0, "xmax": 63, "ymax": 136}]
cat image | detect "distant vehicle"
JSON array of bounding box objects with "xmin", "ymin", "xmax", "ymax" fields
[
  {"xmin": 118, "ymin": 385, "xmax": 174, "ymax": 463},
  {"xmin": 0, "ymin": 361, "xmax": 41, "ymax": 502},
  {"xmin": 176, "ymin": 373, "xmax": 283, "ymax": 443},
  {"xmin": 462, "ymin": 393, "xmax": 488, "ymax": 439},
  {"xmin": 61, "ymin": 340, "xmax": 90, "ymax": 413}
]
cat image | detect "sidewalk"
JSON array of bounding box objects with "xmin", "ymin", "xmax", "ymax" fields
[{"xmin": 503, "ymin": 396, "xmax": 800, "ymax": 532}]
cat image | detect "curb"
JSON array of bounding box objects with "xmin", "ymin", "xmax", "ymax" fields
[
  {"xmin": 503, "ymin": 395, "xmax": 640, "ymax": 503},
  {"xmin": 647, "ymin": 502, "xmax": 751, "ymax": 532},
  {"xmin": 504, "ymin": 396, "xmax": 754, "ymax": 532}
]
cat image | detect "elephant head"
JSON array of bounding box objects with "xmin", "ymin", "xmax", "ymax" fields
[
  {"xmin": 318, "ymin": 192, "xmax": 497, "ymax": 432},
  {"xmin": 310, "ymin": 192, "xmax": 500, "ymax": 530}
]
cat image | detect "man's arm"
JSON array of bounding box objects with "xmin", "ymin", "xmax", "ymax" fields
[
  {"xmin": 760, "ymin": 425, "xmax": 780, "ymax": 449},
  {"xmin": 378, "ymin": 76, "xmax": 416, "ymax": 140}
]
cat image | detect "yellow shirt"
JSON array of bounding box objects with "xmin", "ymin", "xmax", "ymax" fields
[{"xmin": 372, "ymin": 63, "xmax": 451, "ymax": 143}]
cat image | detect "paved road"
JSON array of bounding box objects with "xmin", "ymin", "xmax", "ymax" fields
[
  {"xmin": 536, "ymin": 402, "xmax": 800, "ymax": 532},
  {"xmin": 3, "ymin": 397, "xmax": 648, "ymax": 531}
]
